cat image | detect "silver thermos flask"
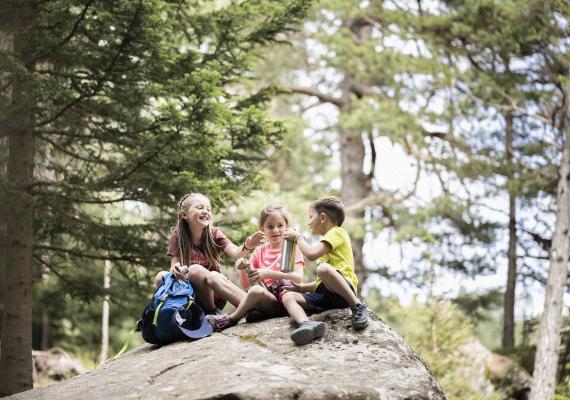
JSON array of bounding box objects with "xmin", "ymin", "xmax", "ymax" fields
[{"xmin": 280, "ymin": 238, "xmax": 297, "ymax": 272}]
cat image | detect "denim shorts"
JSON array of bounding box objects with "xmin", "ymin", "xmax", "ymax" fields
[{"xmin": 301, "ymin": 271, "xmax": 355, "ymax": 313}]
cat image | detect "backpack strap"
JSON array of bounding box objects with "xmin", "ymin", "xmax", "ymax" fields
[
  {"xmin": 107, "ymin": 327, "xmax": 136, "ymax": 362},
  {"xmin": 153, "ymin": 293, "xmax": 168, "ymax": 326},
  {"xmin": 186, "ymin": 294, "xmax": 194, "ymax": 309}
]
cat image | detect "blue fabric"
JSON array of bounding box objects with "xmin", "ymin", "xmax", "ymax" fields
[
  {"xmin": 301, "ymin": 270, "xmax": 354, "ymax": 313},
  {"xmin": 301, "ymin": 283, "xmax": 350, "ymax": 313},
  {"xmin": 140, "ymin": 273, "xmax": 212, "ymax": 345}
]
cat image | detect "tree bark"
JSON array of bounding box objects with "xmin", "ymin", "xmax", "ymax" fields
[
  {"xmin": 339, "ymin": 123, "xmax": 369, "ymax": 288},
  {"xmin": 529, "ymin": 81, "xmax": 570, "ymax": 400},
  {"xmin": 0, "ymin": 2, "xmax": 35, "ymax": 395},
  {"xmin": 338, "ymin": 72, "xmax": 371, "ymax": 291},
  {"xmin": 503, "ymin": 111, "xmax": 517, "ymax": 352},
  {"xmin": 0, "ymin": 28, "xmax": 12, "ymax": 347}
]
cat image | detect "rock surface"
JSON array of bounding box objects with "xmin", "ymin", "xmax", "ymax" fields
[
  {"xmin": 8, "ymin": 309, "xmax": 447, "ymax": 400},
  {"xmin": 456, "ymin": 338, "xmax": 531, "ymax": 399},
  {"xmin": 32, "ymin": 347, "xmax": 86, "ymax": 387}
]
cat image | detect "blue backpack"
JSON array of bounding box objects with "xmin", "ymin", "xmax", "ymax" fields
[{"xmin": 138, "ymin": 272, "xmax": 212, "ymax": 345}]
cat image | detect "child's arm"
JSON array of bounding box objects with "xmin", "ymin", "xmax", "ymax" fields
[
  {"xmin": 284, "ymin": 229, "xmax": 331, "ymax": 261},
  {"xmin": 235, "ymin": 258, "xmax": 251, "ymax": 289},
  {"xmin": 248, "ymin": 261, "xmax": 303, "ymax": 284},
  {"xmin": 170, "ymin": 256, "xmax": 183, "ymax": 268},
  {"xmin": 282, "ymin": 279, "xmax": 317, "ymax": 293},
  {"xmin": 169, "ymin": 257, "xmax": 187, "ymax": 280},
  {"xmin": 224, "ymin": 230, "xmax": 265, "ymax": 259}
]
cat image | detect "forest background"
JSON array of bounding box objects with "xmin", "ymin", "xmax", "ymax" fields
[{"xmin": 0, "ymin": 0, "xmax": 569, "ymax": 399}]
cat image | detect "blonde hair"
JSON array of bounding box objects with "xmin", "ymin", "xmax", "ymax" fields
[
  {"xmin": 259, "ymin": 204, "xmax": 290, "ymax": 227},
  {"xmin": 175, "ymin": 193, "xmax": 223, "ymax": 269}
]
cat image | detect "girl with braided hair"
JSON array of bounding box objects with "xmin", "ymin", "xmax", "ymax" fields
[{"xmin": 155, "ymin": 193, "xmax": 264, "ymax": 314}]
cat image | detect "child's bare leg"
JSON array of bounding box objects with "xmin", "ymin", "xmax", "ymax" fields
[
  {"xmin": 281, "ymin": 291, "xmax": 310, "ymax": 324},
  {"xmin": 206, "ymin": 271, "xmax": 245, "ymax": 307},
  {"xmin": 228, "ymin": 286, "xmax": 280, "ymax": 322},
  {"xmin": 187, "ymin": 264, "xmax": 216, "ymax": 311},
  {"xmin": 154, "ymin": 271, "xmax": 168, "ymax": 288},
  {"xmin": 316, "ymin": 263, "xmax": 360, "ymax": 306}
]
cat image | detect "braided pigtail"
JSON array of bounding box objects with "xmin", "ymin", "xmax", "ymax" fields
[
  {"xmin": 177, "ymin": 216, "xmax": 192, "ymax": 266},
  {"xmin": 175, "ymin": 193, "xmax": 196, "ymax": 266}
]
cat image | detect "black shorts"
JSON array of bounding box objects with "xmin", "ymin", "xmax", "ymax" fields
[{"xmin": 301, "ymin": 271, "xmax": 355, "ymax": 313}]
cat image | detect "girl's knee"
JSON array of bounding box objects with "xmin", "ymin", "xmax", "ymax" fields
[
  {"xmin": 248, "ymin": 285, "xmax": 266, "ymax": 298},
  {"xmin": 187, "ymin": 264, "xmax": 208, "ymax": 282},
  {"xmin": 315, "ymin": 263, "xmax": 334, "ymax": 278},
  {"xmin": 204, "ymin": 270, "xmax": 222, "ymax": 286}
]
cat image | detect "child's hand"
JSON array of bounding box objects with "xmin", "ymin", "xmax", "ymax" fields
[
  {"xmin": 281, "ymin": 280, "xmax": 304, "ymax": 293},
  {"xmin": 247, "ymin": 268, "xmax": 261, "ymax": 284},
  {"xmin": 245, "ymin": 230, "xmax": 265, "ymax": 249},
  {"xmin": 283, "ymin": 228, "xmax": 301, "ymax": 242},
  {"xmin": 171, "ymin": 262, "xmax": 189, "ymax": 280},
  {"xmin": 235, "ymin": 258, "xmax": 249, "ymax": 270},
  {"xmin": 248, "ymin": 268, "xmax": 269, "ymax": 283}
]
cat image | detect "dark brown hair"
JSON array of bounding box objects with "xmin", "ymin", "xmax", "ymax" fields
[
  {"xmin": 311, "ymin": 197, "xmax": 345, "ymax": 227},
  {"xmin": 175, "ymin": 193, "xmax": 222, "ymax": 269}
]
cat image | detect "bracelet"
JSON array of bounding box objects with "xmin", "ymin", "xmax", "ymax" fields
[
  {"xmin": 295, "ymin": 235, "xmax": 303, "ymax": 244},
  {"xmin": 242, "ymin": 243, "xmax": 251, "ymax": 251}
]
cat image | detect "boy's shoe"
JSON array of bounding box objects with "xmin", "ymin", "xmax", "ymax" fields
[
  {"xmin": 245, "ymin": 308, "xmax": 267, "ymax": 323},
  {"xmin": 290, "ymin": 320, "xmax": 326, "ymax": 345},
  {"xmin": 206, "ymin": 314, "xmax": 236, "ymax": 331},
  {"xmin": 351, "ymin": 302, "xmax": 369, "ymax": 330}
]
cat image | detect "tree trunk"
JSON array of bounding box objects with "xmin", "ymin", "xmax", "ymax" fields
[
  {"xmin": 339, "ymin": 74, "xmax": 371, "ymax": 291},
  {"xmin": 98, "ymin": 258, "xmax": 112, "ymax": 365},
  {"xmin": 339, "ymin": 124, "xmax": 369, "ymax": 289},
  {"xmin": 529, "ymin": 82, "xmax": 570, "ymax": 400},
  {"xmin": 0, "ymin": 2, "xmax": 35, "ymax": 395},
  {"xmin": 503, "ymin": 111, "xmax": 517, "ymax": 352},
  {"xmin": 0, "ymin": 29, "xmax": 12, "ymax": 346}
]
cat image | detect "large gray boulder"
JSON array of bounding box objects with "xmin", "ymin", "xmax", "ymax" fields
[{"xmin": 7, "ymin": 309, "xmax": 447, "ymax": 400}]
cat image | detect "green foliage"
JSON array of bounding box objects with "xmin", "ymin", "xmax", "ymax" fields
[
  {"xmin": 453, "ymin": 288, "xmax": 503, "ymax": 325},
  {"xmin": 367, "ymin": 290, "xmax": 504, "ymax": 400},
  {"xmin": 0, "ymin": 0, "xmax": 312, "ymax": 362}
]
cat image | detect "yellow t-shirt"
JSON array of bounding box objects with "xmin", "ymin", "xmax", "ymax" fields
[{"xmin": 314, "ymin": 226, "xmax": 358, "ymax": 292}]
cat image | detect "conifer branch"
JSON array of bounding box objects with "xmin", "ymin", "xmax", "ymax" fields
[
  {"xmin": 36, "ymin": 0, "xmax": 144, "ymax": 128},
  {"xmin": 422, "ymin": 130, "xmax": 471, "ymax": 154},
  {"xmin": 36, "ymin": 244, "xmax": 140, "ymax": 263},
  {"xmin": 284, "ymin": 85, "xmax": 346, "ymax": 107}
]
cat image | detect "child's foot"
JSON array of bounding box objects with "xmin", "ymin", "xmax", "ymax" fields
[
  {"xmin": 351, "ymin": 302, "xmax": 369, "ymax": 330},
  {"xmin": 206, "ymin": 314, "xmax": 236, "ymax": 331},
  {"xmin": 290, "ymin": 320, "xmax": 326, "ymax": 345},
  {"xmin": 245, "ymin": 308, "xmax": 267, "ymax": 323}
]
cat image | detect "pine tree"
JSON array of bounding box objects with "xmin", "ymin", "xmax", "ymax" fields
[{"xmin": 0, "ymin": 0, "xmax": 311, "ymax": 394}]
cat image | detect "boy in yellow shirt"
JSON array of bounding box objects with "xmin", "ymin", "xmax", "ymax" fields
[{"xmin": 283, "ymin": 197, "xmax": 368, "ymax": 345}]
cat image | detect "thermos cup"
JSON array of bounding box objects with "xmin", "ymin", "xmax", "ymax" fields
[{"xmin": 280, "ymin": 238, "xmax": 296, "ymax": 272}]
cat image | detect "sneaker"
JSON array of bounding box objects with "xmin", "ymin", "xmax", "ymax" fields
[
  {"xmin": 245, "ymin": 308, "xmax": 267, "ymax": 323},
  {"xmin": 290, "ymin": 320, "xmax": 326, "ymax": 345},
  {"xmin": 351, "ymin": 302, "xmax": 369, "ymax": 330},
  {"xmin": 206, "ymin": 314, "xmax": 236, "ymax": 331}
]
